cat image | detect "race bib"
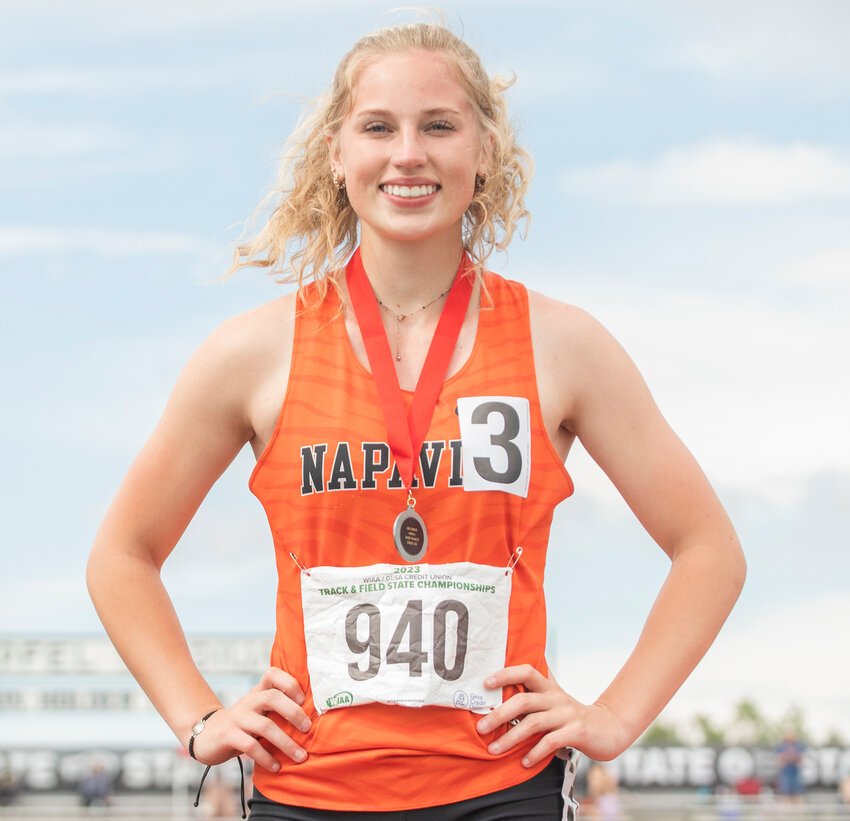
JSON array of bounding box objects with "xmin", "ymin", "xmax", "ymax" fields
[
  {"xmin": 457, "ymin": 396, "xmax": 531, "ymax": 498},
  {"xmin": 301, "ymin": 561, "xmax": 512, "ymax": 715}
]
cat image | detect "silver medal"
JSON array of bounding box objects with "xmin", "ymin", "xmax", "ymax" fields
[{"xmin": 393, "ymin": 507, "xmax": 428, "ymax": 562}]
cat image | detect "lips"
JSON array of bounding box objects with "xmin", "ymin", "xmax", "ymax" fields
[{"xmin": 380, "ymin": 183, "xmax": 439, "ymax": 198}]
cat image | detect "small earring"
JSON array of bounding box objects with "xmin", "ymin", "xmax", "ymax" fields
[
  {"xmin": 475, "ymin": 174, "xmax": 486, "ymax": 191},
  {"xmin": 332, "ymin": 169, "xmax": 346, "ymax": 191}
]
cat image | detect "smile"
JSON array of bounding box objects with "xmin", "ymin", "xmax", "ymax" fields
[{"xmin": 380, "ymin": 184, "xmax": 439, "ymax": 198}]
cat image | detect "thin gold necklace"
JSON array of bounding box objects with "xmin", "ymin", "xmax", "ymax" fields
[{"xmin": 376, "ymin": 287, "xmax": 450, "ymax": 361}]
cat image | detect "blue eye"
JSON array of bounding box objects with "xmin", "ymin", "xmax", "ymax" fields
[
  {"xmin": 364, "ymin": 122, "xmax": 389, "ymax": 133},
  {"xmin": 428, "ymin": 120, "xmax": 455, "ymax": 131}
]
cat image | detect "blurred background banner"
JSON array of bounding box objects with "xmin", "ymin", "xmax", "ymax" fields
[
  {"xmin": 0, "ymin": 636, "xmax": 271, "ymax": 676},
  {"xmin": 2, "ymin": 744, "xmax": 849, "ymax": 794}
]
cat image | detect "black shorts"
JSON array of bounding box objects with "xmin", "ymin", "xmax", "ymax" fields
[{"xmin": 248, "ymin": 756, "xmax": 566, "ymax": 820}]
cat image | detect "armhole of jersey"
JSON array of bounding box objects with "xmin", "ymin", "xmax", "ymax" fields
[
  {"xmin": 248, "ymin": 293, "xmax": 302, "ymax": 493},
  {"xmin": 516, "ymin": 281, "xmax": 575, "ymax": 498}
]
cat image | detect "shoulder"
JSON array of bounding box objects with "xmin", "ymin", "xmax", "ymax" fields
[
  {"xmin": 526, "ymin": 288, "xmax": 626, "ymax": 373},
  {"xmin": 191, "ymin": 292, "xmax": 297, "ymax": 383},
  {"xmin": 204, "ymin": 292, "xmax": 297, "ymax": 360},
  {"xmin": 486, "ymin": 275, "xmax": 606, "ymax": 345},
  {"xmin": 171, "ymin": 292, "xmax": 298, "ymax": 439},
  {"xmin": 526, "ymin": 288, "xmax": 600, "ymax": 338},
  {"xmin": 525, "ymin": 288, "xmax": 651, "ymax": 436}
]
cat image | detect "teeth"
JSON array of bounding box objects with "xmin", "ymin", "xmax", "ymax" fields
[{"xmin": 382, "ymin": 184, "xmax": 437, "ymax": 198}]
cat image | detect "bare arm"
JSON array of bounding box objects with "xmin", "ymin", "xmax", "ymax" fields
[
  {"xmin": 478, "ymin": 295, "xmax": 746, "ymax": 763},
  {"xmin": 87, "ymin": 297, "xmax": 310, "ymax": 769}
]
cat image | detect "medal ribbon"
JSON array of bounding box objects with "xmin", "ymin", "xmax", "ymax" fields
[{"xmin": 346, "ymin": 247, "xmax": 474, "ymax": 492}]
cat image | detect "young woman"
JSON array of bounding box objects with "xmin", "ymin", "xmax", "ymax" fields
[{"xmin": 87, "ymin": 21, "xmax": 745, "ymax": 820}]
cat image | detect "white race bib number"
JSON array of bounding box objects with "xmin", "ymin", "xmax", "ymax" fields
[
  {"xmin": 301, "ymin": 562, "xmax": 511, "ymax": 715},
  {"xmin": 457, "ymin": 396, "xmax": 531, "ymax": 498}
]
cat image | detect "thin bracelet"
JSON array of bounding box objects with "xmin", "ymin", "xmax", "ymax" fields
[
  {"xmin": 188, "ymin": 708, "xmax": 220, "ymax": 760},
  {"xmin": 194, "ymin": 756, "xmax": 247, "ymax": 819}
]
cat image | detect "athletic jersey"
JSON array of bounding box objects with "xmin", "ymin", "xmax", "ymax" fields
[{"xmin": 248, "ymin": 263, "xmax": 574, "ymax": 811}]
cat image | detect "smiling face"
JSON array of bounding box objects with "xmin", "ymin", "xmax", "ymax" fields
[{"xmin": 329, "ymin": 49, "xmax": 489, "ymax": 249}]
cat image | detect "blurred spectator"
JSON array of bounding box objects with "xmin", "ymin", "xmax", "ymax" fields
[
  {"xmin": 0, "ymin": 766, "xmax": 19, "ymax": 806},
  {"xmin": 774, "ymin": 729, "xmax": 805, "ymax": 803},
  {"xmin": 78, "ymin": 760, "xmax": 112, "ymax": 807},
  {"xmin": 734, "ymin": 774, "xmax": 762, "ymax": 796},
  {"xmin": 586, "ymin": 762, "xmax": 621, "ymax": 819},
  {"xmin": 839, "ymin": 773, "xmax": 850, "ymax": 806},
  {"xmin": 715, "ymin": 784, "xmax": 741, "ymax": 819},
  {"xmin": 198, "ymin": 769, "xmax": 240, "ymax": 818}
]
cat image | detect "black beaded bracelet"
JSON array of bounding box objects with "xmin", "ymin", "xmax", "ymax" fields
[
  {"xmin": 194, "ymin": 756, "xmax": 247, "ymax": 819},
  {"xmin": 188, "ymin": 709, "xmax": 220, "ymax": 760}
]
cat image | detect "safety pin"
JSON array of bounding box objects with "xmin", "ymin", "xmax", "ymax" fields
[
  {"xmin": 505, "ymin": 545, "xmax": 524, "ymax": 575},
  {"xmin": 289, "ymin": 552, "xmax": 311, "ymax": 576}
]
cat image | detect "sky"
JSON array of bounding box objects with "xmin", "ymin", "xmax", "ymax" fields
[{"xmin": 1, "ymin": 0, "xmax": 848, "ymax": 747}]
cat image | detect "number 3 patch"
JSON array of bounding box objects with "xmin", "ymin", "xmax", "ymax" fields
[{"xmin": 457, "ymin": 396, "xmax": 531, "ymax": 498}]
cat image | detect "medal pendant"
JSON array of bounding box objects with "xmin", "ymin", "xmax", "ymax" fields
[{"xmin": 393, "ymin": 507, "xmax": 428, "ymax": 562}]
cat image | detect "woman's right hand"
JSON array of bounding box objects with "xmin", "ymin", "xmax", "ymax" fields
[{"xmin": 190, "ymin": 667, "xmax": 312, "ymax": 771}]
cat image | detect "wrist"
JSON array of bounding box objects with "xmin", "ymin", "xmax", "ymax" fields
[
  {"xmin": 585, "ymin": 700, "xmax": 640, "ymax": 760},
  {"xmin": 187, "ymin": 708, "xmax": 222, "ymax": 760}
]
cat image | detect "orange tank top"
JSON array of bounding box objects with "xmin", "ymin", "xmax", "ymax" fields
[{"xmin": 249, "ymin": 267, "xmax": 573, "ymax": 811}]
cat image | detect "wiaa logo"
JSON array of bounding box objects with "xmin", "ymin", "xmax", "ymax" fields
[{"xmin": 326, "ymin": 691, "xmax": 354, "ymax": 709}]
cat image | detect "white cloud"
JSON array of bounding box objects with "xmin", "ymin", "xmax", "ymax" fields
[
  {"xmin": 500, "ymin": 58, "xmax": 610, "ymax": 103},
  {"xmin": 1, "ymin": 0, "xmax": 451, "ymax": 46},
  {"xmin": 0, "ymin": 114, "xmax": 184, "ymax": 182},
  {"xmin": 561, "ymin": 140, "xmax": 850, "ymax": 206},
  {"xmin": 603, "ymin": 295, "xmax": 849, "ymax": 495},
  {"xmin": 785, "ymin": 247, "xmax": 850, "ymax": 290},
  {"xmin": 0, "ymin": 225, "xmax": 210, "ymax": 258},
  {"xmin": 0, "ymin": 121, "xmax": 130, "ymax": 158},
  {"xmin": 653, "ymin": 0, "xmax": 850, "ymax": 88},
  {"xmin": 0, "ymin": 55, "xmax": 313, "ymax": 99},
  {"xmin": 666, "ymin": 594, "xmax": 850, "ymax": 738},
  {"xmin": 0, "ymin": 67, "xmax": 216, "ymax": 97},
  {"xmin": 0, "ymin": 575, "xmax": 96, "ymax": 632},
  {"xmin": 516, "ymin": 278, "xmax": 849, "ymax": 501},
  {"xmin": 553, "ymin": 594, "xmax": 850, "ymax": 740},
  {"xmin": 3, "ymin": 0, "xmax": 300, "ymax": 39}
]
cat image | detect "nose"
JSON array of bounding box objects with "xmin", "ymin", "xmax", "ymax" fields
[{"xmin": 391, "ymin": 125, "xmax": 427, "ymax": 168}]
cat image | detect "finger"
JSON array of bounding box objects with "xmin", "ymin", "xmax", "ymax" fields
[
  {"xmin": 239, "ymin": 733, "xmax": 285, "ymax": 772},
  {"xmin": 240, "ymin": 715, "xmax": 308, "ymax": 765},
  {"xmin": 484, "ymin": 664, "xmax": 549, "ymax": 693},
  {"xmin": 256, "ymin": 667, "xmax": 306, "ymax": 705},
  {"xmin": 521, "ymin": 730, "xmax": 572, "ymax": 769},
  {"xmin": 193, "ymin": 710, "xmax": 308, "ymax": 770},
  {"xmin": 476, "ymin": 690, "xmax": 544, "ymax": 735},
  {"xmin": 236, "ymin": 731, "xmax": 306, "ymax": 771},
  {"xmin": 482, "ymin": 709, "xmax": 556, "ymax": 757},
  {"xmin": 255, "ymin": 688, "xmax": 312, "ymax": 734}
]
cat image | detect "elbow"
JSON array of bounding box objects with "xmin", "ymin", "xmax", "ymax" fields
[
  {"xmin": 730, "ymin": 536, "xmax": 747, "ymax": 598},
  {"xmin": 86, "ymin": 533, "xmax": 162, "ymax": 608},
  {"xmin": 672, "ymin": 529, "xmax": 746, "ymax": 606},
  {"xmin": 85, "ymin": 535, "xmax": 143, "ymax": 610},
  {"xmin": 86, "ymin": 541, "xmax": 108, "ymax": 610},
  {"xmin": 710, "ymin": 530, "xmax": 746, "ymax": 607}
]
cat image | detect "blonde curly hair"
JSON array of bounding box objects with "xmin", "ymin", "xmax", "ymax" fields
[{"xmin": 229, "ymin": 21, "xmax": 532, "ymax": 300}]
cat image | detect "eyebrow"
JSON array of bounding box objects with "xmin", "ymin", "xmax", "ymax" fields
[{"xmin": 353, "ymin": 107, "xmax": 463, "ymax": 119}]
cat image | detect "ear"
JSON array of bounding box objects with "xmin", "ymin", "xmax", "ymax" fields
[
  {"xmin": 326, "ymin": 132, "xmax": 342, "ymax": 173},
  {"xmin": 477, "ymin": 132, "xmax": 495, "ymax": 178}
]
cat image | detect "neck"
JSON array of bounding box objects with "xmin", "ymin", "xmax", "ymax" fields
[{"xmin": 358, "ymin": 231, "xmax": 464, "ymax": 311}]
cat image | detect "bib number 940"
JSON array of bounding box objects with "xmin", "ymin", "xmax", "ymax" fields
[
  {"xmin": 300, "ymin": 561, "xmax": 511, "ymax": 714},
  {"xmin": 346, "ymin": 599, "xmax": 468, "ymax": 682}
]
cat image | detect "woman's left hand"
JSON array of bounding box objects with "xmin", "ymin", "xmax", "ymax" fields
[{"xmin": 476, "ymin": 665, "xmax": 632, "ymax": 766}]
